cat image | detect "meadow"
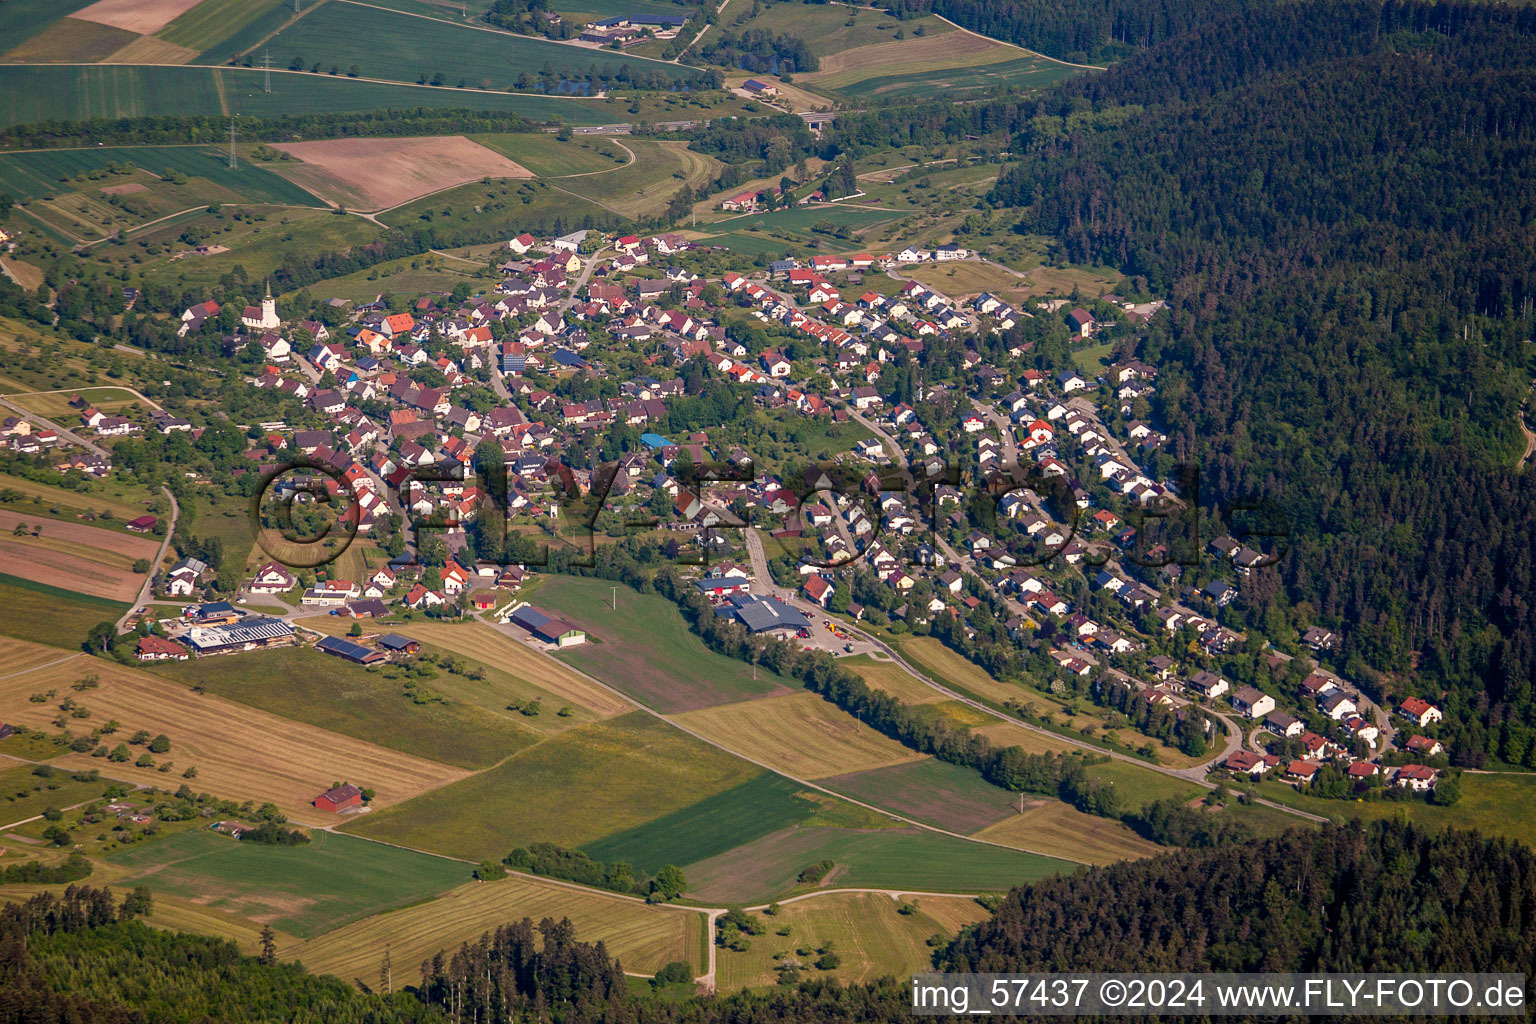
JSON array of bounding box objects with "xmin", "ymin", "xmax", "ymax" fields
[
  {"xmin": 133, "ymin": 208, "xmax": 383, "ymax": 291},
  {"xmin": 538, "ymin": 576, "xmax": 800, "ymax": 713},
  {"xmin": 472, "ymin": 132, "xmax": 630, "ymax": 177},
  {"xmin": 555, "ymin": 140, "xmax": 720, "ymax": 220},
  {"xmin": 0, "ymin": 146, "xmax": 320, "ymax": 207},
  {"xmin": 0, "ymin": 573, "xmax": 127, "ymax": 649},
  {"xmin": 109, "ymin": 829, "xmax": 470, "ymax": 938},
  {"xmin": 0, "ymin": 762, "xmax": 114, "ymax": 827},
  {"xmin": 0, "ymin": 656, "xmax": 469, "ymax": 821},
  {"xmin": 713, "ymin": 892, "xmax": 987, "ymax": 991},
  {"xmin": 1, "ymin": 18, "xmax": 136, "ymax": 63},
  {"xmin": 151, "ymin": 646, "xmax": 539, "ymax": 770},
  {"xmin": 680, "ymin": 824, "xmax": 1070, "ymax": 904},
  {"xmin": 0, "ymin": 0, "xmax": 97, "ymax": 50},
  {"xmin": 810, "ymin": 51, "xmax": 1082, "ymax": 100},
  {"xmin": 579, "ymin": 773, "xmax": 817, "ymax": 875},
  {"xmin": 278, "ymin": 2, "xmax": 695, "ymax": 92},
  {"xmin": 341, "ymin": 711, "xmax": 763, "ymax": 861},
  {"xmin": 821, "ymin": 758, "xmax": 1019, "ymax": 835},
  {"xmin": 288, "ymin": 873, "xmax": 706, "ymax": 981},
  {"xmin": 973, "ymin": 799, "xmax": 1164, "ymax": 864},
  {"xmin": 723, "ymin": 2, "xmax": 954, "ymax": 59},
  {"xmin": 670, "ymin": 692, "xmax": 925, "ymax": 780}
]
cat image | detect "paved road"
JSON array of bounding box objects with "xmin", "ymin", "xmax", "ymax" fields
[
  {"xmin": 0, "ymin": 396, "xmax": 107, "ymax": 456},
  {"xmin": 116, "ymin": 486, "xmax": 179, "ymax": 633}
]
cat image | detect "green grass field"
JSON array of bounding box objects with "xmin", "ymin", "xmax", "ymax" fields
[
  {"xmin": 0, "ymin": 0, "xmax": 97, "ymax": 50},
  {"xmin": 722, "ymin": 2, "xmax": 952, "ymax": 59},
  {"xmin": 472, "ymin": 132, "xmax": 628, "ymax": 177},
  {"xmin": 161, "ymin": 0, "xmax": 290, "ymax": 52},
  {"xmin": 0, "ymin": 66, "xmax": 611, "ymax": 129},
  {"xmin": 1084, "ymin": 758, "xmax": 1203, "ymax": 810},
  {"xmin": 0, "ymin": 574, "xmax": 127, "ymax": 650},
  {"xmin": 816, "ymin": 54, "xmax": 1081, "ymax": 100},
  {"xmin": 109, "ymin": 829, "xmax": 470, "ymax": 939},
  {"xmin": 341, "ymin": 711, "xmax": 763, "ymax": 862},
  {"xmin": 580, "ymin": 773, "xmax": 817, "ymax": 874},
  {"xmin": 279, "ymin": 1, "xmax": 695, "ymax": 92},
  {"xmin": 135, "ymin": 208, "xmax": 384, "ymax": 291},
  {"xmin": 681, "ymin": 824, "xmax": 1070, "ymax": 904},
  {"xmin": 0, "ymin": 146, "xmax": 322, "ymax": 208},
  {"xmin": 0, "ymin": 472, "xmax": 158, "ymax": 527},
  {"xmin": 555, "ymin": 140, "xmax": 720, "ymax": 220},
  {"xmin": 821, "ymin": 758, "xmax": 1019, "ymax": 835},
  {"xmin": 0, "ymin": 763, "xmax": 112, "ymax": 827},
  {"xmin": 538, "ymin": 576, "xmax": 800, "ymax": 713},
  {"xmin": 150, "ymin": 646, "xmax": 538, "ymax": 771}
]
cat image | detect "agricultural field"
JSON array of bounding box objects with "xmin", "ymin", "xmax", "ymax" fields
[
  {"xmin": 718, "ymin": 2, "xmax": 954, "ymax": 60},
  {"xmin": 580, "ymin": 773, "xmax": 817, "ymax": 875},
  {"xmin": 0, "ymin": 66, "xmax": 611, "ymax": 129},
  {"xmin": 670, "ymin": 692, "xmax": 925, "ymax": 780},
  {"xmin": 0, "ymin": 574, "xmax": 128, "ymax": 649},
  {"xmin": 289, "ymin": 873, "xmax": 706, "ymax": 982},
  {"xmin": 555, "ymin": 141, "xmax": 721, "ymax": 221},
  {"xmin": 385, "ymin": 620, "xmax": 634, "ymax": 717},
  {"xmin": 150, "ymin": 645, "xmax": 540, "ymax": 771},
  {"xmin": 0, "ymin": 18, "xmax": 136, "ymax": 63},
  {"xmin": 973, "ymin": 799, "xmax": 1164, "ymax": 864},
  {"xmin": 841, "ymin": 654, "xmax": 947, "ymax": 705},
  {"xmin": 680, "ymin": 824, "xmax": 1070, "ymax": 905},
  {"xmin": 159, "ymin": 0, "xmax": 290, "ymax": 53},
  {"xmin": 0, "ymin": 146, "xmax": 322, "ymax": 207},
  {"xmin": 133, "ymin": 208, "xmax": 382, "ymax": 291},
  {"xmin": 0, "ymin": 508, "xmax": 155, "ymax": 601},
  {"xmin": 821, "ymin": 758, "xmax": 1019, "ymax": 835},
  {"xmin": 109, "ymin": 829, "xmax": 469, "ymax": 938},
  {"xmin": 714, "ymin": 892, "xmax": 988, "ymax": 991},
  {"xmin": 472, "ymin": 133, "xmax": 630, "ymax": 177},
  {"xmin": 72, "ymin": 0, "xmax": 206, "ymax": 35},
  {"xmin": 969, "ymin": 718, "xmax": 1082, "ymax": 756},
  {"xmin": 0, "ymin": 656, "xmax": 470, "ymax": 821},
  {"xmin": 0, "ymin": 637, "xmax": 81, "ymax": 679},
  {"xmin": 379, "ymin": 177, "xmax": 609, "ymax": 236},
  {"xmin": 1083, "ymin": 758, "xmax": 1203, "ymax": 811},
  {"xmin": 0, "ymin": 762, "xmax": 114, "ymax": 828},
  {"xmin": 270, "ymin": 136, "xmax": 531, "ymax": 212},
  {"xmin": 903, "ymin": 260, "xmax": 1032, "ymax": 302},
  {"xmin": 806, "ymin": 47, "xmax": 1083, "ymax": 100},
  {"xmin": 0, "ymin": 0, "xmax": 98, "ymax": 51},
  {"xmin": 537, "ymin": 576, "xmax": 799, "ymax": 713},
  {"xmin": 342, "ymin": 711, "xmax": 763, "ymax": 861},
  {"xmin": 277, "ymin": 2, "xmax": 696, "ymax": 92}
]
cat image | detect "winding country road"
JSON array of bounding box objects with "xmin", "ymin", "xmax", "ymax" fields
[{"xmin": 115, "ymin": 486, "xmax": 180, "ymax": 633}]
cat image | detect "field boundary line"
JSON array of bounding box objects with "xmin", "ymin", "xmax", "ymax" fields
[
  {"xmin": 512, "ymin": 621, "xmax": 1081, "ymax": 865},
  {"xmin": 226, "ymin": 0, "xmax": 331, "ymax": 61},
  {"xmin": 330, "ymin": 0, "xmax": 688, "ymax": 70}
]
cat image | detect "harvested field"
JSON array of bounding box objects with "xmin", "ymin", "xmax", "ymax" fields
[
  {"xmin": 971, "ymin": 718, "xmax": 1078, "ymax": 755},
  {"xmin": 821, "ymin": 758, "xmax": 1018, "ymax": 835},
  {"xmin": 99, "ymin": 182, "xmax": 149, "ymax": 195},
  {"xmin": 0, "ymin": 535, "xmax": 142, "ymax": 601},
  {"xmin": 714, "ymin": 892, "xmax": 987, "ymax": 991},
  {"xmin": 144, "ymin": 893, "xmax": 299, "ymax": 957},
  {"xmin": 0, "ymin": 17, "xmax": 137, "ymax": 62},
  {"xmin": 290, "ymin": 874, "xmax": 705, "ymax": 982},
  {"xmin": 0, "ymin": 636, "xmax": 80, "ymax": 678},
  {"xmin": 0, "ymin": 658, "xmax": 470, "ymax": 822},
  {"xmin": 403, "ymin": 621, "xmax": 633, "ymax": 717},
  {"xmin": 670, "ymin": 692, "xmax": 925, "ymax": 780},
  {"xmin": 271, "ymin": 136, "xmax": 532, "ymax": 211},
  {"xmin": 0, "ymin": 509, "xmax": 161, "ymax": 560},
  {"xmin": 73, "ymin": 0, "xmax": 205, "ymax": 34},
  {"xmin": 104, "ymin": 34, "xmax": 201, "ymax": 64},
  {"xmin": 342, "ymin": 711, "xmax": 761, "ymax": 862},
  {"xmin": 841, "ymin": 654, "xmax": 944, "ymax": 705},
  {"xmin": 0, "ymin": 258, "xmax": 44, "ymax": 291},
  {"xmin": 974, "ymin": 800, "xmax": 1164, "ymax": 865}
]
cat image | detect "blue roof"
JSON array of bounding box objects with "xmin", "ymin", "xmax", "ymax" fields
[
  {"xmin": 510, "ymin": 605, "xmax": 552, "ymax": 631},
  {"xmin": 553, "ymin": 349, "xmax": 587, "ymax": 367},
  {"xmin": 640, "ymin": 432, "xmax": 670, "ymax": 449},
  {"xmin": 316, "ymin": 636, "xmax": 382, "ymax": 662}
]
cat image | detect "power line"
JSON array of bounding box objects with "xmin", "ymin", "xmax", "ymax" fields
[
  {"xmin": 263, "ymin": 49, "xmax": 271, "ymax": 93},
  {"xmin": 228, "ymin": 117, "xmax": 237, "ymax": 170}
]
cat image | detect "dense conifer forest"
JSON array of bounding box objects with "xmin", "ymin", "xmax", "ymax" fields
[{"xmin": 989, "ymin": 0, "xmax": 1536, "ymax": 766}]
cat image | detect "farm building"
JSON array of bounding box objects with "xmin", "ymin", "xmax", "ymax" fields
[
  {"xmin": 186, "ymin": 601, "xmax": 243, "ymax": 625},
  {"xmin": 715, "ymin": 594, "xmax": 809, "ymax": 633},
  {"xmin": 694, "ymin": 576, "xmax": 752, "ymax": 599},
  {"xmin": 378, "ymin": 634, "xmax": 421, "ymax": 655},
  {"xmin": 180, "ymin": 617, "xmax": 296, "ymax": 656},
  {"xmin": 508, "ymin": 605, "xmax": 586, "ymax": 646},
  {"xmin": 743, "ymin": 79, "xmax": 778, "ymax": 97},
  {"xmin": 313, "ymin": 784, "xmax": 364, "ymax": 813},
  {"xmin": 316, "ymin": 635, "xmax": 387, "ymax": 666},
  {"xmin": 135, "ymin": 636, "xmax": 190, "ymax": 662},
  {"xmin": 125, "ymin": 515, "xmax": 159, "ymax": 533}
]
